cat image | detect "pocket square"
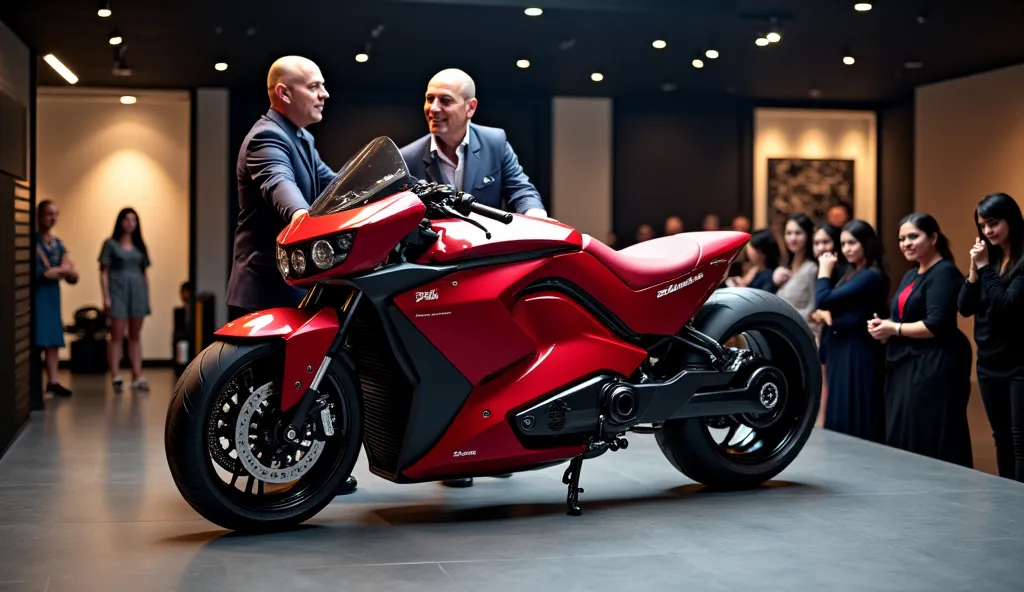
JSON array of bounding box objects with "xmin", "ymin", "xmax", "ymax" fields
[{"xmin": 482, "ymin": 176, "xmax": 494, "ymax": 184}]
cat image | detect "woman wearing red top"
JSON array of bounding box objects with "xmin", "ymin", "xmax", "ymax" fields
[
  {"xmin": 958, "ymin": 193, "xmax": 1024, "ymax": 481},
  {"xmin": 868, "ymin": 213, "xmax": 973, "ymax": 466}
]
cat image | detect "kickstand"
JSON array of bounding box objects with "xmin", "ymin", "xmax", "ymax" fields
[{"xmin": 561, "ymin": 454, "xmax": 585, "ymax": 516}]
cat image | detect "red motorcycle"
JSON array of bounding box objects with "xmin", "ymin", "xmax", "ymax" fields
[{"xmin": 165, "ymin": 137, "xmax": 821, "ymax": 532}]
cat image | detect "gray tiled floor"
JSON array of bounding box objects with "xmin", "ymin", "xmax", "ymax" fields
[{"xmin": 1, "ymin": 369, "xmax": 1022, "ymax": 591}]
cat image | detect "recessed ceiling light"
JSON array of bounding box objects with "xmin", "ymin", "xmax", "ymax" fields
[
  {"xmin": 692, "ymin": 59, "xmax": 704, "ymax": 69},
  {"xmin": 591, "ymin": 72, "xmax": 603, "ymax": 82},
  {"xmin": 843, "ymin": 55, "xmax": 855, "ymax": 65},
  {"xmin": 355, "ymin": 53, "xmax": 369, "ymax": 63},
  {"xmin": 214, "ymin": 62, "xmax": 228, "ymax": 71},
  {"xmin": 652, "ymin": 39, "xmax": 667, "ymax": 49},
  {"xmin": 42, "ymin": 54, "xmax": 78, "ymax": 84},
  {"xmin": 97, "ymin": 8, "xmax": 111, "ymax": 18},
  {"xmin": 517, "ymin": 59, "xmax": 530, "ymax": 69},
  {"xmin": 108, "ymin": 30, "xmax": 122, "ymax": 45},
  {"xmin": 120, "ymin": 96, "xmax": 136, "ymax": 105},
  {"xmin": 767, "ymin": 31, "xmax": 781, "ymax": 43},
  {"xmin": 705, "ymin": 49, "xmax": 719, "ymax": 59},
  {"xmin": 755, "ymin": 37, "xmax": 769, "ymax": 47},
  {"xmin": 524, "ymin": 7, "xmax": 542, "ymax": 16},
  {"xmin": 854, "ymin": 2, "xmax": 872, "ymax": 11}
]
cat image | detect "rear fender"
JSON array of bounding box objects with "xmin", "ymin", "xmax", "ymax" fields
[{"xmin": 214, "ymin": 307, "xmax": 340, "ymax": 410}]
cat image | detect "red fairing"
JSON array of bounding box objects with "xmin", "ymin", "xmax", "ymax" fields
[
  {"xmin": 394, "ymin": 259, "xmax": 549, "ymax": 384},
  {"xmin": 280, "ymin": 308, "xmax": 339, "ymax": 410},
  {"xmin": 402, "ymin": 291, "xmax": 648, "ymax": 479},
  {"xmin": 215, "ymin": 308, "xmax": 316, "ymax": 338},
  {"xmin": 213, "ymin": 308, "xmax": 339, "ymax": 411},
  {"xmin": 417, "ymin": 213, "xmax": 583, "ymax": 264},
  {"xmin": 279, "ymin": 191, "xmax": 426, "ymax": 283}
]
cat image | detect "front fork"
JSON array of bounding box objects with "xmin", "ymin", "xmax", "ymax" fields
[{"xmin": 281, "ymin": 290, "xmax": 363, "ymax": 445}]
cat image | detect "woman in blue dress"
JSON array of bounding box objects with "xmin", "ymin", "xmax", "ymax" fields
[
  {"xmin": 814, "ymin": 219, "xmax": 890, "ymax": 443},
  {"xmin": 35, "ymin": 200, "xmax": 78, "ymax": 397}
]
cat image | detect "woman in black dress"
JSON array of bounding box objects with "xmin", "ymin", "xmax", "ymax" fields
[
  {"xmin": 815, "ymin": 220, "xmax": 890, "ymax": 443},
  {"xmin": 958, "ymin": 193, "xmax": 1024, "ymax": 481},
  {"xmin": 725, "ymin": 229, "xmax": 779, "ymax": 292},
  {"xmin": 868, "ymin": 213, "xmax": 973, "ymax": 467},
  {"xmin": 809, "ymin": 222, "xmax": 846, "ymax": 426}
]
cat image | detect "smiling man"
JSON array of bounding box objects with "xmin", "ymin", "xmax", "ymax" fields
[
  {"xmin": 225, "ymin": 55, "xmax": 357, "ymax": 495},
  {"xmin": 401, "ymin": 68, "xmax": 548, "ymax": 219}
]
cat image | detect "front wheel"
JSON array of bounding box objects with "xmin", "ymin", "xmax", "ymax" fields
[
  {"xmin": 656, "ymin": 288, "xmax": 821, "ymax": 490},
  {"xmin": 164, "ymin": 340, "xmax": 362, "ymax": 532}
]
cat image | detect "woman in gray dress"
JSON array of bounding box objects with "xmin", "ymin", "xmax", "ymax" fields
[{"xmin": 99, "ymin": 208, "xmax": 151, "ymax": 391}]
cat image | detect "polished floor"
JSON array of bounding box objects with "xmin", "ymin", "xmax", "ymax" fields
[{"xmin": 1, "ymin": 369, "xmax": 1022, "ymax": 591}]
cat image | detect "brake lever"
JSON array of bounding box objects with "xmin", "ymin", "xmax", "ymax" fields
[{"xmin": 434, "ymin": 204, "xmax": 491, "ymax": 239}]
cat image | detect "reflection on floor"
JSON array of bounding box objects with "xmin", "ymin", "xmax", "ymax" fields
[{"xmin": 0, "ymin": 368, "xmax": 1021, "ymax": 591}]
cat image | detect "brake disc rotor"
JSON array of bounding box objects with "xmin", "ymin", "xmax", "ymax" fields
[{"xmin": 234, "ymin": 381, "xmax": 325, "ymax": 484}]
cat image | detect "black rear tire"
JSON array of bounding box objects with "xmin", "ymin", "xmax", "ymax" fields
[
  {"xmin": 656, "ymin": 288, "xmax": 821, "ymax": 490},
  {"xmin": 164, "ymin": 340, "xmax": 362, "ymax": 532}
]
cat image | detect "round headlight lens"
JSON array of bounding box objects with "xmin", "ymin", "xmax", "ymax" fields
[
  {"xmin": 290, "ymin": 249, "xmax": 306, "ymax": 275},
  {"xmin": 337, "ymin": 233, "xmax": 353, "ymax": 250},
  {"xmin": 276, "ymin": 246, "xmax": 290, "ymax": 276},
  {"xmin": 311, "ymin": 240, "xmax": 335, "ymax": 269}
]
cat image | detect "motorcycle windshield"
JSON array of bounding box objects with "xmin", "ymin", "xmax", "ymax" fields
[{"xmin": 308, "ymin": 136, "xmax": 414, "ymax": 217}]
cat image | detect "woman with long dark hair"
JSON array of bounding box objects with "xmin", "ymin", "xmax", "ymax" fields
[
  {"xmin": 773, "ymin": 214, "xmax": 818, "ymax": 329},
  {"xmin": 809, "ymin": 221, "xmax": 846, "ymax": 426},
  {"xmin": 869, "ymin": 213, "xmax": 973, "ymax": 466},
  {"xmin": 99, "ymin": 207, "xmax": 152, "ymax": 391},
  {"xmin": 725, "ymin": 228, "xmax": 780, "ymax": 292},
  {"xmin": 958, "ymin": 192, "xmax": 1024, "ymax": 481},
  {"xmin": 814, "ymin": 219, "xmax": 890, "ymax": 442}
]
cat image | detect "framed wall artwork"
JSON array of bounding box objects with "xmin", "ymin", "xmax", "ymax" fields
[{"xmin": 766, "ymin": 157, "xmax": 854, "ymax": 236}]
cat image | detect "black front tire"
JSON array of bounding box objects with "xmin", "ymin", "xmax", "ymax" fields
[
  {"xmin": 164, "ymin": 340, "xmax": 363, "ymax": 532},
  {"xmin": 656, "ymin": 287, "xmax": 821, "ymax": 490}
]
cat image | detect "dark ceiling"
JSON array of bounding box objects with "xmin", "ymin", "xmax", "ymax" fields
[{"xmin": 4, "ymin": 0, "xmax": 1024, "ymax": 103}]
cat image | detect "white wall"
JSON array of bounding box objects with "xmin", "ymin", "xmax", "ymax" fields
[
  {"xmin": 36, "ymin": 88, "xmax": 190, "ymax": 361},
  {"xmin": 194, "ymin": 88, "xmax": 230, "ymax": 330},
  {"xmin": 754, "ymin": 108, "xmax": 877, "ymax": 230},
  {"xmin": 915, "ymin": 62, "xmax": 1024, "ymax": 380},
  {"xmin": 551, "ymin": 97, "xmax": 613, "ymax": 239}
]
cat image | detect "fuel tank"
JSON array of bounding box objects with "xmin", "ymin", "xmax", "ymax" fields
[{"xmin": 417, "ymin": 213, "xmax": 584, "ymax": 264}]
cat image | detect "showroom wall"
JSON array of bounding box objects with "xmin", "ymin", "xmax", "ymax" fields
[
  {"xmin": 753, "ymin": 107, "xmax": 878, "ymax": 231},
  {"xmin": 551, "ymin": 97, "xmax": 613, "ymax": 239},
  {"xmin": 36, "ymin": 88, "xmax": 190, "ymax": 363},
  {"xmin": 0, "ymin": 17, "xmax": 32, "ymax": 456},
  {"xmin": 613, "ymin": 96, "xmax": 752, "ymax": 242},
  {"xmin": 915, "ymin": 62, "xmax": 1024, "ymax": 375},
  {"xmin": 193, "ymin": 88, "xmax": 230, "ymax": 330}
]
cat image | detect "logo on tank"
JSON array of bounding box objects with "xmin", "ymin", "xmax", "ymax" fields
[{"xmin": 415, "ymin": 289, "xmax": 439, "ymax": 303}]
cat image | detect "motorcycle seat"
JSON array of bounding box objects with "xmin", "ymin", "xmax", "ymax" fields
[{"xmin": 583, "ymin": 234, "xmax": 703, "ymax": 290}]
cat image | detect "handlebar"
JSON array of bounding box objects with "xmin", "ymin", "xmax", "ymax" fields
[
  {"xmin": 409, "ymin": 180, "xmax": 514, "ymax": 225},
  {"xmin": 462, "ymin": 196, "xmax": 513, "ymax": 224}
]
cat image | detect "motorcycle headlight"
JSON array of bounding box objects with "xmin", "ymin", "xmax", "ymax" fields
[
  {"xmin": 277, "ymin": 231, "xmax": 355, "ymax": 280},
  {"xmin": 276, "ymin": 245, "xmax": 290, "ymax": 277}
]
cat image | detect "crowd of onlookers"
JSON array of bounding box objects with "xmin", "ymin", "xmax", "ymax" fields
[{"xmin": 624, "ymin": 196, "xmax": 1024, "ymax": 481}]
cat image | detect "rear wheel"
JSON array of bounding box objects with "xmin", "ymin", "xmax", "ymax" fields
[
  {"xmin": 655, "ymin": 288, "xmax": 821, "ymax": 489},
  {"xmin": 164, "ymin": 340, "xmax": 362, "ymax": 532}
]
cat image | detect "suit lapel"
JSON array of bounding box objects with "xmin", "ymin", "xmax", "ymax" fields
[
  {"xmin": 295, "ymin": 132, "xmax": 316, "ymax": 196},
  {"xmin": 462, "ymin": 125, "xmax": 482, "ymax": 193},
  {"xmin": 422, "ymin": 142, "xmax": 445, "ymax": 185}
]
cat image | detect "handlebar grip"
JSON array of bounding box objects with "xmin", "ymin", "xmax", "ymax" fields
[{"xmin": 469, "ymin": 202, "xmax": 513, "ymax": 224}]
